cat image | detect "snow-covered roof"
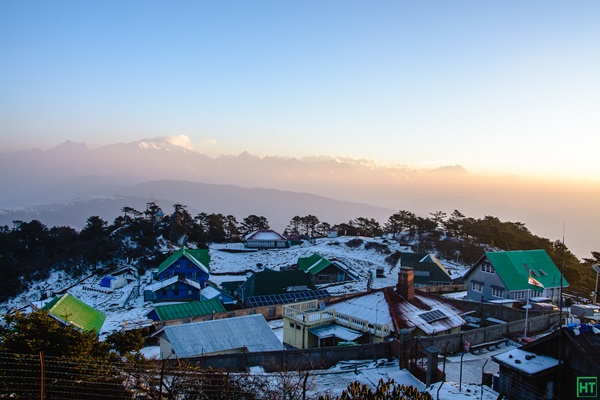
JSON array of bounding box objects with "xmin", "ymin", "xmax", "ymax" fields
[
  {"xmin": 385, "ymin": 287, "xmax": 466, "ymax": 335},
  {"xmin": 326, "ymin": 291, "xmax": 392, "ymax": 327},
  {"xmin": 244, "ymin": 229, "xmax": 287, "ymax": 241},
  {"xmin": 146, "ymin": 275, "xmax": 202, "ymax": 292},
  {"xmin": 160, "ymin": 314, "xmax": 283, "ymax": 357},
  {"xmin": 492, "ymin": 348, "xmax": 559, "ymax": 376},
  {"xmin": 308, "ymin": 324, "xmax": 364, "ymax": 341}
]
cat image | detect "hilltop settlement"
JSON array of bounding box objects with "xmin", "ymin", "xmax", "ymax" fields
[{"xmin": 1, "ymin": 218, "xmax": 599, "ymax": 399}]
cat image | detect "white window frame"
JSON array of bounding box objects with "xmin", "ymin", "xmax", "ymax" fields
[
  {"xmin": 491, "ymin": 287, "xmax": 504, "ymax": 298},
  {"xmin": 471, "ymin": 282, "xmax": 482, "ymax": 292}
]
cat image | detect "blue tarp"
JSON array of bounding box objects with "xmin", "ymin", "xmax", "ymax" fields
[{"xmin": 100, "ymin": 276, "xmax": 116, "ymax": 288}]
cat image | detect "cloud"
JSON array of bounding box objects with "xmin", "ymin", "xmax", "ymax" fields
[
  {"xmin": 203, "ymin": 138, "xmax": 217, "ymax": 146},
  {"xmin": 165, "ymin": 134, "xmax": 196, "ymax": 151}
]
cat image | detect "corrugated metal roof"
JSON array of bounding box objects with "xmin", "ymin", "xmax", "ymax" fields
[
  {"xmin": 298, "ymin": 253, "xmax": 332, "ymax": 275},
  {"xmin": 152, "ymin": 299, "xmax": 226, "ymax": 321},
  {"xmin": 162, "ymin": 314, "xmax": 283, "ymax": 357},
  {"xmin": 157, "ymin": 247, "xmax": 210, "ymax": 275},
  {"xmin": 42, "ymin": 293, "xmax": 106, "ymax": 334},
  {"xmin": 485, "ymin": 250, "xmax": 568, "ymax": 291}
]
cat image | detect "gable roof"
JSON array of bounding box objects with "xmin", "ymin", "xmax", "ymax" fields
[
  {"xmin": 148, "ymin": 299, "xmax": 226, "ymax": 321},
  {"xmin": 160, "ymin": 314, "xmax": 283, "ymax": 357},
  {"xmin": 242, "ymin": 269, "xmax": 317, "ymax": 297},
  {"xmin": 298, "ymin": 253, "xmax": 332, "ymax": 275},
  {"xmin": 42, "ymin": 293, "xmax": 106, "ymax": 334},
  {"xmin": 244, "ymin": 229, "xmax": 287, "ymax": 241},
  {"xmin": 383, "ymin": 287, "xmax": 466, "ymax": 335},
  {"xmin": 147, "ymin": 275, "xmax": 203, "ymax": 292},
  {"xmin": 476, "ymin": 250, "xmax": 568, "ymax": 291},
  {"xmin": 157, "ymin": 247, "xmax": 210, "ymax": 275},
  {"xmin": 399, "ymin": 252, "xmax": 452, "ymax": 285}
]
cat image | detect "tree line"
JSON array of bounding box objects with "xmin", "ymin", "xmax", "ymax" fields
[{"xmin": 0, "ymin": 202, "xmax": 598, "ymax": 303}]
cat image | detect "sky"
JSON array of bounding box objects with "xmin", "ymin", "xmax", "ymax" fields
[{"xmin": 1, "ymin": 0, "xmax": 599, "ymax": 181}]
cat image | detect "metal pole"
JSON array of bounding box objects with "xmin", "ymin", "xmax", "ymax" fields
[{"xmin": 524, "ymin": 289, "xmax": 530, "ymax": 337}]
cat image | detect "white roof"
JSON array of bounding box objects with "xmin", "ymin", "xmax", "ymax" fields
[
  {"xmin": 394, "ymin": 292, "xmax": 465, "ymax": 335},
  {"xmin": 308, "ymin": 324, "xmax": 364, "ymax": 341},
  {"xmin": 325, "ymin": 291, "xmax": 392, "ymax": 327},
  {"xmin": 147, "ymin": 275, "xmax": 202, "ymax": 292},
  {"xmin": 492, "ymin": 348, "xmax": 559, "ymax": 376},
  {"xmin": 200, "ymin": 286, "xmax": 222, "ymax": 300},
  {"xmin": 161, "ymin": 314, "xmax": 283, "ymax": 357},
  {"xmin": 245, "ymin": 230, "xmax": 287, "ymax": 241}
]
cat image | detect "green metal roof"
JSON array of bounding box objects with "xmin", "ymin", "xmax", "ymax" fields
[
  {"xmin": 298, "ymin": 253, "xmax": 332, "ymax": 275},
  {"xmin": 485, "ymin": 250, "xmax": 569, "ymax": 291},
  {"xmin": 243, "ymin": 269, "xmax": 317, "ymax": 297},
  {"xmin": 157, "ymin": 247, "xmax": 210, "ymax": 275},
  {"xmin": 152, "ymin": 299, "xmax": 226, "ymax": 321},
  {"xmin": 42, "ymin": 294, "xmax": 106, "ymax": 334}
]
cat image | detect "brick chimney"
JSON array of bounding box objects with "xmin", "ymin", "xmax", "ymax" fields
[{"xmin": 396, "ymin": 267, "xmax": 414, "ymax": 301}]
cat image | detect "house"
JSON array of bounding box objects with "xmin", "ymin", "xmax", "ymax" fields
[
  {"xmin": 297, "ymin": 253, "xmax": 356, "ymax": 284},
  {"xmin": 492, "ymin": 348, "xmax": 561, "ymax": 400},
  {"xmin": 283, "ymin": 267, "xmax": 466, "ymax": 349},
  {"xmin": 464, "ymin": 250, "xmax": 568, "ymax": 303},
  {"xmin": 199, "ymin": 285, "xmax": 237, "ymax": 305},
  {"xmin": 155, "ymin": 314, "xmax": 283, "ymax": 359},
  {"xmin": 398, "ymin": 252, "xmax": 453, "ymax": 286},
  {"xmin": 493, "ymin": 324, "xmax": 600, "ymax": 400},
  {"xmin": 41, "ymin": 293, "xmax": 106, "ymax": 335},
  {"xmin": 244, "ymin": 229, "xmax": 290, "ymax": 249},
  {"xmin": 155, "ymin": 246, "xmax": 210, "ymax": 286},
  {"xmin": 144, "ymin": 275, "xmax": 204, "ymax": 302},
  {"xmin": 146, "ymin": 299, "xmax": 226, "ymax": 322},
  {"xmin": 327, "ymin": 229, "xmax": 338, "ymax": 238},
  {"xmin": 237, "ymin": 268, "xmax": 329, "ymax": 307}
]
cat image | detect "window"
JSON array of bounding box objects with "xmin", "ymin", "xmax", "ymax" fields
[
  {"xmin": 513, "ymin": 290, "xmax": 531, "ymax": 300},
  {"xmin": 188, "ymin": 290, "xmax": 193, "ymax": 296},
  {"xmin": 471, "ymin": 282, "xmax": 482, "ymax": 292},
  {"xmin": 176, "ymin": 264, "xmax": 180, "ymax": 269},
  {"xmin": 491, "ymin": 287, "xmax": 504, "ymax": 298},
  {"xmin": 480, "ymin": 264, "xmax": 496, "ymax": 274}
]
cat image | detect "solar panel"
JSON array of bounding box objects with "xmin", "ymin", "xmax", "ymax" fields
[
  {"xmin": 419, "ymin": 310, "xmax": 448, "ymax": 323},
  {"xmin": 247, "ymin": 290, "xmax": 330, "ymax": 308}
]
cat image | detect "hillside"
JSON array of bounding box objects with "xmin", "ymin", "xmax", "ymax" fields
[{"xmin": 0, "ymin": 236, "xmax": 468, "ymax": 337}]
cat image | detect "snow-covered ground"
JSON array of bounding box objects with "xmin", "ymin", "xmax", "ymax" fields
[
  {"xmin": 1, "ymin": 236, "xmax": 470, "ymax": 337},
  {"xmin": 0, "ymin": 234, "xmax": 513, "ymax": 398}
]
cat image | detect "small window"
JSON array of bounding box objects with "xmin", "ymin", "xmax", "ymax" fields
[
  {"xmin": 176, "ymin": 264, "xmax": 180, "ymax": 268},
  {"xmin": 188, "ymin": 290, "xmax": 193, "ymax": 296},
  {"xmin": 471, "ymin": 282, "xmax": 482, "ymax": 292},
  {"xmin": 491, "ymin": 287, "xmax": 504, "ymax": 298}
]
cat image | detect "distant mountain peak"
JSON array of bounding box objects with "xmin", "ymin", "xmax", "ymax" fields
[{"xmin": 54, "ymin": 140, "xmax": 89, "ymax": 151}]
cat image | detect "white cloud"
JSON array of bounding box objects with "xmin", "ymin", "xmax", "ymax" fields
[
  {"xmin": 165, "ymin": 134, "xmax": 196, "ymax": 151},
  {"xmin": 203, "ymin": 138, "xmax": 217, "ymax": 146}
]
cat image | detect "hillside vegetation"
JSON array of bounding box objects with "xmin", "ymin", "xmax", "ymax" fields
[{"xmin": 0, "ymin": 203, "xmax": 597, "ymax": 305}]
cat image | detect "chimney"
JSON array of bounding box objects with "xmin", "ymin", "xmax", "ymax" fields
[{"xmin": 397, "ymin": 267, "xmax": 414, "ymax": 301}]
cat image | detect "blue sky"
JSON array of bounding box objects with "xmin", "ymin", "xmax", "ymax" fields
[{"xmin": 1, "ymin": 1, "xmax": 599, "ymax": 180}]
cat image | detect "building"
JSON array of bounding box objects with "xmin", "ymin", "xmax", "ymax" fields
[
  {"xmin": 398, "ymin": 252, "xmax": 453, "ymax": 286},
  {"xmin": 41, "ymin": 293, "xmax": 106, "ymax": 335},
  {"xmin": 155, "ymin": 247, "xmax": 210, "ymax": 286},
  {"xmin": 144, "ymin": 275, "xmax": 204, "ymax": 302},
  {"xmin": 464, "ymin": 250, "xmax": 568, "ymax": 303},
  {"xmin": 199, "ymin": 285, "xmax": 238, "ymax": 305},
  {"xmin": 493, "ymin": 324, "xmax": 600, "ymax": 400},
  {"xmin": 146, "ymin": 299, "xmax": 226, "ymax": 321},
  {"xmin": 155, "ymin": 314, "xmax": 283, "ymax": 359},
  {"xmin": 283, "ymin": 267, "xmax": 466, "ymax": 349},
  {"xmin": 237, "ymin": 268, "xmax": 330, "ymax": 308},
  {"xmin": 297, "ymin": 253, "xmax": 356, "ymax": 284},
  {"xmin": 244, "ymin": 229, "xmax": 290, "ymax": 249}
]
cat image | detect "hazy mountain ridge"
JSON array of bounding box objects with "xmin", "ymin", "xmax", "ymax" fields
[{"xmin": 0, "ymin": 137, "xmax": 598, "ymax": 258}]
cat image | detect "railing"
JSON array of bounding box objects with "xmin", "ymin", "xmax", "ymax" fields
[{"xmin": 283, "ymin": 301, "xmax": 391, "ymax": 338}]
